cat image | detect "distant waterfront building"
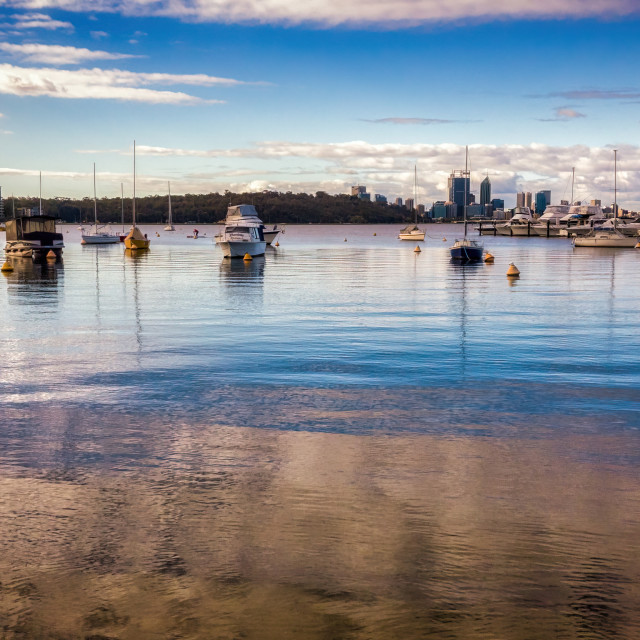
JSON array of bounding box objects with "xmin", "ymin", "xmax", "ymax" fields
[
  {"xmin": 591, "ymin": 199, "xmax": 602, "ymax": 206},
  {"xmin": 525, "ymin": 192, "xmax": 533, "ymax": 209},
  {"xmin": 448, "ymin": 169, "xmax": 470, "ymax": 218},
  {"xmin": 351, "ymin": 185, "xmax": 370, "ymax": 200},
  {"xmin": 491, "ymin": 198, "xmax": 505, "ymax": 210},
  {"xmin": 374, "ymin": 194, "xmax": 387, "ymax": 204},
  {"xmin": 541, "ymin": 190, "xmax": 551, "ymax": 206},
  {"xmin": 560, "ymin": 199, "xmax": 569, "ymax": 205},
  {"xmin": 516, "ymin": 192, "xmax": 525, "ymax": 207},
  {"xmin": 417, "ymin": 204, "xmax": 425, "ymax": 216},
  {"xmin": 405, "ymin": 198, "xmax": 414, "ymax": 211},
  {"xmin": 395, "ymin": 197, "xmax": 403, "ymax": 207},
  {"xmin": 466, "ymin": 203, "xmax": 483, "ymax": 218},
  {"xmin": 480, "ymin": 176, "xmax": 491, "ymax": 207},
  {"xmin": 0, "ymin": 186, "xmax": 3, "ymax": 219},
  {"xmin": 432, "ymin": 201, "xmax": 458, "ymax": 219},
  {"xmin": 535, "ymin": 191, "xmax": 548, "ymax": 214}
]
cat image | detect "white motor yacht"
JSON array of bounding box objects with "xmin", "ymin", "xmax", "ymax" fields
[
  {"xmin": 495, "ymin": 207, "xmax": 535, "ymax": 236},
  {"xmin": 559, "ymin": 203, "xmax": 604, "ymax": 237},
  {"xmin": 531, "ymin": 204, "xmax": 570, "ymax": 237},
  {"xmin": 215, "ymin": 204, "xmax": 267, "ymax": 258}
]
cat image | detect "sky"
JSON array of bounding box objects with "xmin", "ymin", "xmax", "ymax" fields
[{"xmin": 1, "ymin": 0, "xmax": 640, "ymax": 209}]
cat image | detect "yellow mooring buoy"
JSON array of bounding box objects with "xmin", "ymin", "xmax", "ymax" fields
[
  {"xmin": 373, "ymin": 232, "xmax": 377, "ymax": 236},
  {"xmin": 414, "ymin": 245, "xmax": 421, "ymax": 253},
  {"xmin": 484, "ymin": 252, "xmax": 495, "ymax": 263},
  {"xmin": 344, "ymin": 238, "xmax": 347, "ymax": 242},
  {"xmin": 46, "ymin": 250, "xmax": 57, "ymax": 260},
  {"xmin": 442, "ymin": 238, "xmax": 447, "ymax": 242},
  {"xmin": 636, "ymin": 241, "xmax": 640, "ymax": 249},
  {"xmin": 243, "ymin": 253, "xmax": 253, "ymax": 261},
  {"xmin": 506, "ymin": 262, "xmax": 520, "ymax": 277},
  {"xmin": 1, "ymin": 261, "xmax": 14, "ymax": 272},
  {"xmin": 275, "ymin": 241, "xmax": 279, "ymax": 247}
]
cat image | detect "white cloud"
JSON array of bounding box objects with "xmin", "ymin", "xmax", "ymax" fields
[
  {"xmin": 90, "ymin": 30, "xmax": 108, "ymax": 38},
  {"xmin": 122, "ymin": 140, "xmax": 640, "ymax": 207},
  {"xmin": 0, "ymin": 64, "xmax": 258, "ymax": 104},
  {"xmin": 6, "ymin": 12, "xmax": 73, "ymax": 30},
  {"xmin": 0, "ymin": 43, "xmax": 140, "ymax": 65},
  {"xmin": 3, "ymin": 0, "xmax": 639, "ymax": 26}
]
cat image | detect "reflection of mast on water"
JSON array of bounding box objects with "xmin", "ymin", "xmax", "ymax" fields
[{"xmin": 124, "ymin": 250, "xmax": 145, "ymax": 361}]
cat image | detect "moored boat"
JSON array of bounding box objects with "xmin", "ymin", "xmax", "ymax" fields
[
  {"xmin": 215, "ymin": 204, "xmax": 266, "ymax": 258},
  {"xmin": 124, "ymin": 141, "xmax": 150, "ymax": 251},
  {"xmin": 4, "ymin": 214, "xmax": 64, "ymax": 260},
  {"xmin": 398, "ymin": 166, "xmax": 425, "ymax": 241},
  {"xmin": 495, "ymin": 207, "xmax": 535, "ymax": 236},
  {"xmin": 81, "ymin": 164, "xmax": 119, "ymax": 244},
  {"xmin": 263, "ymin": 224, "xmax": 284, "ymax": 245}
]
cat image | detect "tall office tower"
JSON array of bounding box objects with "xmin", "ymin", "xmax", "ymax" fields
[
  {"xmin": 395, "ymin": 197, "xmax": 403, "ymax": 207},
  {"xmin": 448, "ymin": 169, "xmax": 470, "ymax": 218},
  {"xmin": 351, "ymin": 185, "xmax": 366, "ymax": 197},
  {"xmin": 525, "ymin": 192, "xmax": 533, "ymax": 208},
  {"xmin": 541, "ymin": 190, "xmax": 551, "ymax": 206},
  {"xmin": 479, "ymin": 176, "xmax": 491, "ymax": 207},
  {"xmin": 516, "ymin": 192, "xmax": 525, "ymax": 207},
  {"xmin": 0, "ymin": 186, "xmax": 3, "ymax": 219},
  {"xmin": 535, "ymin": 191, "xmax": 548, "ymax": 214},
  {"xmin": 405, "ymin": 198, "xmax": 414, "ymax": 211}
]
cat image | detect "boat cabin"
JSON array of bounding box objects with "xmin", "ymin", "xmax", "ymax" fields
[{"xmin": 5, "ymin": 215, "xmax": 63, "ymax": 243}]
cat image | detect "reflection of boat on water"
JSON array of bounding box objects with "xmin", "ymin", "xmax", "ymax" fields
[
  {"xmin": 3, "ymin": 255, "xmax": 63, "ymax": 306},
  {"xmin": 215, "ymin": 204, "xmax": 266, "ymax": 258},
  {"xmin": 219, "ymin": 254, "xmax": 265, "ymax": 279},
  {"xmin": 81, "ymin": 163, "xmax": 119, "ymax": 244},
  {"xmin": 5, "ymin": 214, "xmax": 64, "ymax": 261}
]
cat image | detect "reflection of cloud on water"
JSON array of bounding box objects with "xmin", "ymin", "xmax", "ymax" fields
[{"xmin": 0, "ymin": 421, "xmax": 638, "ymax": 639}]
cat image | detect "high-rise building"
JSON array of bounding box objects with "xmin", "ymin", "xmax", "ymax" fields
[
  {"xmin": 480, "ymin": 176, "xmax": 491, "ymax": 208},
  {"xmin": 351, "ymin": 185, "xmax": 366, "ymax": 197},
  {"xmin": 525, "ymin": 192, "xmax": 533, "ymax": 209},
  {"xmin": 0, "ymin": 186, "xmax": 3, "ymax": 219},
  {"xmin": 535, "ymin": 191, "xmax": 548, "ymax": 214},
  {"xmin": 516, "ymin": 192, "xmax": 525, "ymax": 207},
  {"xmin": 395, "ymin": 197, "xmax": 403, "ymax": 207},
  {"xmin": 374, "ymin": 194, "xmax": 387, "ymax": 204},
  {"xmin": 448, "ymin": 169, "xmax": 470, "ymax": 218},
  {"xmin": 491, "ymin": 198, "xmax": 505, "ymax": 210},
  {"xmin": 541, "ymin": 190, "xmax": 551, "ymax": 206},
  {"xmin": 405, "ymin": 198, "xmax": 414, "ymax": 211}
]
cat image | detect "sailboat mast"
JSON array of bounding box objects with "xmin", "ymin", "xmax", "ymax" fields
[
  {"xmin": 414, "ymin": 165, "xmax": 417, "ymax": 225},
  {"xmin": 121, "ymin": 183, "xmax": 124, "ymax": 233},
  {"xmin": 168, "ymin": 181, "xmax": 172, "ymax": 224},
  {"xmin": 571, "ymin": 167, "xmax": 575, "ymax": 204},
  {"xmin": 614, "ymin": 149, "xmax": 617, "ymax": 221},
  {"xmin": 39, "ymin": 171, "xmax": 42, "ymax": 215},
  {"xmin": 93, "ymin": 162, "xmax": 97, "ymax": 225},
  {"xmin": 132, "ymin": 140, "xmax": 136, "ymax": 227},
  {"xmin": 464, "ymin": 146, "xmax": 468, "ymax": 234}
]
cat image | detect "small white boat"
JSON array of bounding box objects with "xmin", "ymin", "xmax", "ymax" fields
[
  {"xmin": 398, "ymin": 166, "xmax": 425, "ymax": 241},
  {"xmin": 531, "ymin": 204, "xmax": 571, "ymax": 237},
  {"xmin": 263, "ymin": 224, "xmax": 284, "ymax": 245},
  {"xmin": 215, "ymin": 204, "xmax": 266, "ymax": 258},
  {"xmin": 573, "ymin": 150, "xmax": 638, "ymax": 248},
  {"xmin": 81, "ymin": 163, "xmax": 120, "ymax": 245},
  {"xmin": 164, "ymin": 182, "xmax": 175, "ymax": 231}
]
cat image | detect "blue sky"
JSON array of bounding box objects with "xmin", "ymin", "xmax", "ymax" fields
[{"xmin": 1, "ymin": 1, "xmax": 640, "ymax": 208}]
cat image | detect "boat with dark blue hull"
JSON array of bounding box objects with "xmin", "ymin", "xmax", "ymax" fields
[{"xmin": 450, "ymin": 237, "xmax": 484, "ymax": 261}]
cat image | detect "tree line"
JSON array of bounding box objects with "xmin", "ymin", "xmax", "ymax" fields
[{"xmin": 2, "ymin": 191, "xmax": 421, "ymax": 225}]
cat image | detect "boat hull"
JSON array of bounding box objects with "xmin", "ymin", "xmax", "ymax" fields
[
  {"xmin": 450, "ymin": 245, "xmax": 483, "ymax": 261},
  {"xmin": 124, "ymin": 227, "xmax": 150, "ymax": 250},
  {"xmin": 217, "ymin": 240, "xmax": 266, "ymax": 258},
  {"xmin": 81, "ymin": 234, "xmax": 120, "ymax": 244},
  {"xmin": 398, "ymin": 232, "xmax": 425, "ymax": 241},
  {"xmin": 263, "ymin": 229, "xmax": 281, "ymax": 245},
  {"xmin": 5, "ymin": 240, "xmax": 64, "ymax": 261},
  {"xmin": 573, "ymin": 235, "xmax": 638, "ymax": 248}
]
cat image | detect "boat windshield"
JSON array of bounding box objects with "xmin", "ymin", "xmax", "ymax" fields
[{"xmin": 226, "ymin": 226, "xmax": 251, "ymax": 233}]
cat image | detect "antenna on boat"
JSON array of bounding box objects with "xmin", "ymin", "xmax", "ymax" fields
[
  {"xmin": 571, "ymin": 167, "xmax": 575, "ymax": 204},
  {"xmin": 614, "ymin": 149, "xmax": 617, "ymax": 224}
]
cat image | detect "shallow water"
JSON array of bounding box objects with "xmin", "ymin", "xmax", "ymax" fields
[{"xmin": 1, "ymin": 224, "xmax": 639, "ymax": 639}]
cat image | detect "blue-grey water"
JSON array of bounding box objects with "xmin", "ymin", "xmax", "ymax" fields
[{"xmin": 1, "ymin": 224, "xmax": 639, "ymax": 639}]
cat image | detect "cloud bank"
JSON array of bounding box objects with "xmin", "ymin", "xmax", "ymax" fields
[
  {"xmin": 0, "ymin": 43, "xmax": 140, "ymax": 64},
  {"xmin": 0, "ymin": 64, "xmax": 255, "ymax": 103},
  {"xmin": 4, "ymin": 0, "xmax": 640, "ymax": 26}
]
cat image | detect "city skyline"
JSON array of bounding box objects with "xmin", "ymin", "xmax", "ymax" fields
[{"xmin": 1, "ymin": 1, "xmax": 640, "ymax": 207}]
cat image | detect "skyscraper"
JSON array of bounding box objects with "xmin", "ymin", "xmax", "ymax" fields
[
  {"xmin": 525, "ymin": 192, "xmax": 533, "ymax": 209},
  {"xmin": 516, "ymin": 192, "xmax": 525, "ymax": 207},
  {"xmin": 480, "ymin": 176, "xmax": 491, "ymax": 208},
  {"xmin": 448, "ymin": 169, "xmax": 470, "ymax": 218}
]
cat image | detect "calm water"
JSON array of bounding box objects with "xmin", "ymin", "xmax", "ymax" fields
[{"xmin": 1, "ymin": 224, "xmax": 639, "ymax": 639}]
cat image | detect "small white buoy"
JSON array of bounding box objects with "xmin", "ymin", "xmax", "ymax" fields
[
  {"xmin": 414, "ymin": 245, "xmax": 421, "ymax": 253},
  {"xmin": 506, "ymin": 262, "xmax": 520, "ymax": 277}
]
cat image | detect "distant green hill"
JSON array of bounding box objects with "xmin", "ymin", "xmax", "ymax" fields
[{"xmin": 2, "ymin": 191, "xmax": 422, "ymax": 225}]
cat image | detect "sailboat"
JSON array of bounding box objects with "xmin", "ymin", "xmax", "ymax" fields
[
  {"xmin": 450, "ymin": 146, "xmax": 484, "ymax": 261},
  {"xmin": 81, "ymin": 163, "xmax": 119, "ymax": 244},
  {"xmin": 124, "ymin": 141, "xmax": 151, "ymax": 251},
  {"xmin": 164, "ymin": 182, "xmax": 175, "ymax": 231},
  {"xmin": 573, "ymin": 150, "xmax": 638, "ymax": 248},
  {"xmin": 398, "ymin": 165, "xmax": 425, "ymax": 241}
]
